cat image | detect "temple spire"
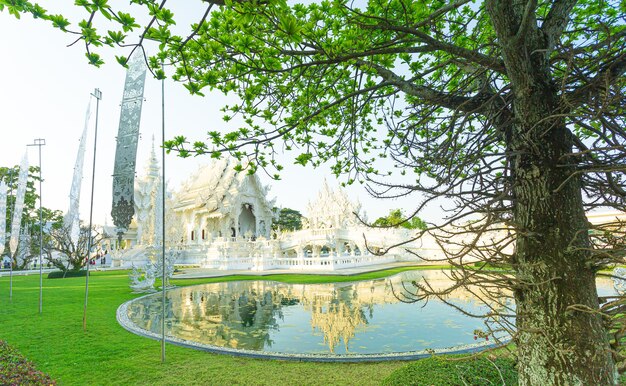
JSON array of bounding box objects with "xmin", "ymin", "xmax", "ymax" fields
[
  {"xmin": 146, "ymin": 135, "xmax": 160, "ymax": 179},
  {"xmin": 65, "ymin": 99, "xmax": 92, "ymax": 245}
]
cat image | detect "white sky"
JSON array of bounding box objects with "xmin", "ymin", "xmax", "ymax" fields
[{"xmin": 0, "ymin": 3, "xmax": 435, "ymax": 226}]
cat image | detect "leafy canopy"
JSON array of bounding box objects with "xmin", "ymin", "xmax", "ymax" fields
[
  {"xmin": 272, "ymin": 207, "xmax": 303, "ymax": 232},
  {"xmin": 3, "ymin": 0, "xmax": 623, "ymax": 192},
  {"xmin": 372, "ymin": 209, "xmax": 427, "ymax": 230}
]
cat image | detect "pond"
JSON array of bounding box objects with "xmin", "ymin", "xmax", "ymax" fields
[{"xmin": 117, "ymin": 270, "xmax": 616, "ymax": 361}]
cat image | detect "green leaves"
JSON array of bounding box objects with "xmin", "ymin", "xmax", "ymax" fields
[
  {"xmin": 85, "ymin": 52, "xmax": 104, "ymax": 67},
  {"xmin": 116, "ymin": 11, "xmax": 139, "ymax": 32},
  {"xmin": 183, "ymin": 82, "xmax": 205, "ymax": 96},
  {"xmin": 49, "ymin": 14, "xmax": 70, "ymax": 31},
  {"xmin": 106, "ymin": 30, "xmax": 126, "ymax": 45},
  {"xmin": 295, "ymin": 153, "xmax": 313, "ymax": 166},
  {"xmin": 2, "ymin": 0, "xmax": 623, "ymax": 195},
  {"xmin": 278, "ymin": 14, "xmax": 301, "ymax": 42}
]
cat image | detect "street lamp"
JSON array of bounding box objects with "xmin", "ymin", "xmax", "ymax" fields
[{"xmin": 27, "ymin": 138, "xmax": 45, "ymax": 314}]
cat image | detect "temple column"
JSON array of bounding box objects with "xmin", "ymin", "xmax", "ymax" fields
[
  {"xmin": 194, "ymin": 216, "xmax": 201, "ymax": 245},
  {"xmin": 185, "ymin": 212, "xmax": 194, "ymax": 245}
]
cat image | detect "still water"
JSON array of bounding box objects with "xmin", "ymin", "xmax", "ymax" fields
[{"xmin": 122, "ymin": 270, "xmax": 615, "ymax": 356}]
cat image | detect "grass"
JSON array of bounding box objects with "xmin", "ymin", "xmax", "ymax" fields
[
  {"xmin": 381, "ymin": 356, "xmax": 518, "ymax": 386},
  {"xmin": 170, "ymin": 264, "xmax": 452, "ymax": 286},
  {"xmin": 0, "ymin": 266, "xmax": 445, "ymax": 386}
]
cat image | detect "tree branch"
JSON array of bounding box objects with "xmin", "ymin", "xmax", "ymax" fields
[{"xmin": 542, "ymin": 0, "xmax": 578, "ymax": 51}]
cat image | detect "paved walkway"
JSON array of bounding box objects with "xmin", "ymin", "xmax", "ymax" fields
[
  {"xmin": 173, "ymin": 261, "xmax": 423, "ymax": 279},
  {"xmin": 0, "ymin": 268, "xmax": 56, "ymax": 277},
  {"xmin": 0, "ymin": 261, "xmax": 431, "ymax": 279}
]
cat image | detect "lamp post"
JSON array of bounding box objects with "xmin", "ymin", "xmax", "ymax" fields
[
  {"xmin": 83, "ymin": 88, "xmax": 102, "ymax": 331},
  {"xmin": 27, "ymin": 138, "xmax": 45, "ymax": 314}
]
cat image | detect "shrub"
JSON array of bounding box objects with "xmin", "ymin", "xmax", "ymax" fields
[
  {"xmin": 382, "ymin": 356, "xmax": 518, "ymax": 386},
  {"xmin": 47, "ymin": 270, "xmax": 87, "ymax": 279},
  {"xmin": 0, "ymin": 340, "xmax": 56, "ymax": 385}
]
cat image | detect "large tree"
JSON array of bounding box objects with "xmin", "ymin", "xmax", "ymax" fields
[
  {"xmin": 4, "ymin": 0, "xmax": 626, "ymax": 384},
  {"xmin": 272, "ymin": 207, "xmax": 303, "ymax": 232}
]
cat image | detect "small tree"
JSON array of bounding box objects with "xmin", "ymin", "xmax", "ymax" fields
[{"xmin": 45, "ymin": 222, "xmax": 107, "ymax": 272}]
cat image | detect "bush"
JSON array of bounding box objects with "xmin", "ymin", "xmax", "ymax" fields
[
  {"xmin": 47, "ymin": 270, "xmax": 87, "ymax": 279},
  {"xmin": 0, "ymin": 340, "xmax": 56, "ymax": 385},
  {"xmin": 382, "ymin": 356, "xmax": 518, "ymax": 386}
]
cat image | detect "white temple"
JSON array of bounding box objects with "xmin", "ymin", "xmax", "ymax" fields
[
  {"xmin": 172, "ymin": 157, "xmax": 275, "ymax": 242},
  {"xmin": 110, "ymin": 147, "xmax": 435, "ymax": 271}
]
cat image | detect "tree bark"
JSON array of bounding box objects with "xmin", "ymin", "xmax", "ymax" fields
[
  {"xmin": 483, "ymin": 1, "xmax": 617, "ymax": 383},
  {"xmin": 513, "ymin": 139, "xmax": 616, "ymax": 384}
]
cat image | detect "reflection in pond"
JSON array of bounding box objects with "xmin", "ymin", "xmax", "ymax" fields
[
  {"xmin": 124, "ymin": 271, "xmax": 617, "ymax": 355},
  {"xmin": 126, "ymin": 271, "xmax": 486, "ymax": 354}
]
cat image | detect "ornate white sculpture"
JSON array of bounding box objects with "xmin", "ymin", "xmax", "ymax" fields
[
  {"xmin": 613, "ymin": 267, "xmax": 626, "ymax": 295},
  {"xmin": 65, "ymin": 100, "xmax": 92, "ymax": 245},
  {"xmin": 0, "ymin": 181, "xmax": 6, "ymax": 256},
  {"xmin": 9, "ymin": 153, "xmax": 28, "ymax": 256},
  {"xmin": 129, "ymin": 263, "xmax": 156, "ymax": 293}
]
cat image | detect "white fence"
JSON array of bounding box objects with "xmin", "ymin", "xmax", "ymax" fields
[{"xmin": 202, "ymin": 252, "xmax": 397, "ymax": 271}]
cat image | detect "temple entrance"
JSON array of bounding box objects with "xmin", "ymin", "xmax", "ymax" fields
[{"xmin": 239, "ymin": 203, "xmax": 256, "ymax": 237}]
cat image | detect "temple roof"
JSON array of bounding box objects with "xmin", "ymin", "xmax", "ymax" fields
[
  {"xmin": 172, "ymin": 157, "xmax": 274, "ymax": 217},
  {"xmin": 306, "ymin": 180, "xmax": 363, "ymax": 228}
]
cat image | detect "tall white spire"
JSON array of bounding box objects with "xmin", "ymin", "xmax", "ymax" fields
[
  {"xmin": 9, "ymin": 153, "xmax": 29, "ymax": 256},
  {"xmin": 146, "ymin": 135, "xmax": 160, "ymax": 179},
  {"xmin": 65, "ymin": 100, "xmax": 92, "ymax": 244}
]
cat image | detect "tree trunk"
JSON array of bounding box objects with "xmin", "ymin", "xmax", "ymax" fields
[
  {"xmin": 483, "ymin": 2, "xmax": 617, "ymax": 382},
  {"xmin": 509, "ymin": 67, "xmax": 616, "ymax": 386},
  {"xmin": 513, "ymin": 158, "xmax": 615, "ymax": 384}
]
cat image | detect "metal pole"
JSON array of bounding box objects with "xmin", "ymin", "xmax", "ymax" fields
[
  {"xmin": 161, "ymin": 64, "xmax": 166, "ymax": 363},
  {"xmin": 83, "ymin": 88, "xmax": 102, "ymax": 331},
  {"xmin": 7, "ymin": 168, "xmax": 14, "ymax": 301},
  {"xmin": 27, "ymin": 138, "xmax": 45, "ymax": 314}
]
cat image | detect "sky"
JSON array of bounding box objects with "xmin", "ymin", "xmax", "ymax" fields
[{"xmin": 0, "ymin": 3, "xmax": 433, "ymax": 226}]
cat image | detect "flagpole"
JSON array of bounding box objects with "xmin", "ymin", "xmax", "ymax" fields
[
  {"xmin": 27, "ymin": 139, "xmax": 45, "ymax": 314},
  {"xmin": 161, "ymin": 63, "xmax": 167, "ymax": 363},
  {"xmin": 7, "ymin": 168, "xmax": 14, "ymax": 301},
  {"xmin": 83, "ymin": 88, "xmax": 102, "ymax": 331}
]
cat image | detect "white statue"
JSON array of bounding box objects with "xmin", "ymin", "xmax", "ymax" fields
[
  {"xmin": 129, "ymin": 262, "xmax": 156, "ymax": 293},
  {"xmin": 613, "ymin": 267, "xmax": 626, "ymax": 295}
]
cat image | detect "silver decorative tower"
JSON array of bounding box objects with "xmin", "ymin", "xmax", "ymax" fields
[
  {"xmin": 66, "ymin": 101, "xmax": 91, "ymax": 244},
  {"xmin": 111, "ymin": 51, "xmax": 147, "ymax": 242}
]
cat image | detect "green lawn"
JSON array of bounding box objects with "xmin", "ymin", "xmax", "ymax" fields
[{"xmin": 0, "ymin": 267, "xmax": 443, "ymax": 386}]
